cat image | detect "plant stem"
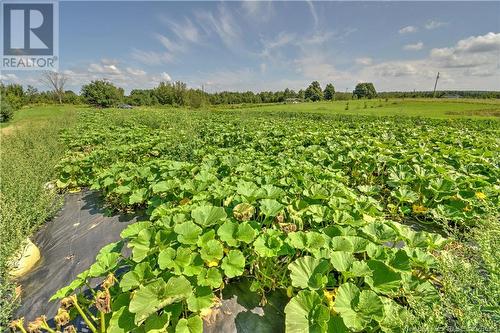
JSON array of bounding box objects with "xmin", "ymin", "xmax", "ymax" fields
[
  {"xmin": 100, "ymin": 312, "xmax": 106, "ymax": 333},
  {"xmin": 41, "ymin": 325, "xmax": 56, "ymax": 333},
  {"xmin": 71, "ymin": 297, "xmax": 98, "ymax": 333},
  {"xmin": 15, "ymin": 323, "xmax": 27, "ymax": 333}
]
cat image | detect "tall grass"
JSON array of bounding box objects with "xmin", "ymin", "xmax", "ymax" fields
[{"xmin": 0, "ymin": 108, "xmax": 75, "ymax": 329}]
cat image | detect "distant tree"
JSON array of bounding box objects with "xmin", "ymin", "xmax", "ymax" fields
[
  {"xmin": 128, "ymin": 89, "xmax": 156, "ymax": 106},
  {"xmin": 186, "ymin": 89, "xmax": 208, "ymax": 108},
  {"xmin": 63, "ymin": 90, "xmax": 82, "ymax": 104},
  {"xmin": 0, "ymin": 83, "xmax": 24, "ymax": 110},
  {"xmin": 24, "ymin": 85, "xmax": 39, "ymax": 104},
  {"xmin": 81, "ymin": 80, "xmax": 123, "ymax": 107},
  {"xmin": 353, "ymin": 82, "xmax": 377, "ymax": 99},
  {"xmin": 323, "ymin": 83, "xmax": 335, "ymax": 100},
  {"xmin": 41, "ymin": 71, "xmax": 68, "ymax": 104},
  {"xmin": 0, "ymin": 101, "xmax": 14, "ymax": 122},
  {"xmin": 304, "ymin": 81, "xmax": 323, "ymax": 101}
]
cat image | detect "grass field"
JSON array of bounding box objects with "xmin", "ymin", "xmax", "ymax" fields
[
  {"xmin": 0, "ymin": 106, "xmax": 77, "ymax": 327},
  {"xmin": 1, "ymin": 99, "xmax": 499, "ymax": 332},
  {"xmin": 221, "ymin": 99, "xmax": 500, "ymax": 118}
]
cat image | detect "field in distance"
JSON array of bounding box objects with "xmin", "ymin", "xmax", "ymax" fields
[{"xmin": 219, "ymin": 98, "xmax": 500, "ymax": 119}]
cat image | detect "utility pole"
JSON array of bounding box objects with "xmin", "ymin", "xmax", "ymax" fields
[{"xmin": 433, "ymin": 72, "xmax": 440, "ymax": 97}]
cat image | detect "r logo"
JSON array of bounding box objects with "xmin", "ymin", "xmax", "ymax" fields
[{"xmin": 3, "ymin": 3, "xmax": 54, "ymax": 56}]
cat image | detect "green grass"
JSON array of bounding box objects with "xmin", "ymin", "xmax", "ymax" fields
[
  {"xmin": 408, "ymin": 218, "xmax": 500, "ymax": 332},
  {"xmin": 0, "ymin": 105, "xmax": 76, "ymax": 329},
  {"xmin": 222, "ymin": 99, "xmax": 500, "ymax": 119},
  {"xmin": 0, "ymin": 104, "xmax": 85, "ymax": 128}
]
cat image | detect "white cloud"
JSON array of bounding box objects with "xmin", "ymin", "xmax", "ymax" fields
[
  {"xmin": 452, "ymin": 32, "xmax": 500, "ymax": 53},
  {"xmin": 425, "ymin": 20, "xmax": 447, "ymax": 30},
  {"xmin": 159, "ymin": 72, "xmax": 172, "ymax": 82},
  {"xmin": 294, "ymin": 53, "xmax": 341, "ymax": 82},
  {"xmin": 88, "ymin": 61, "xmax": 122, "ymax": 75},
  {"xmin": 193, "ymin": 68, "xmax": 256, "ymax": 92},
  {"xmin": 0, "ymin": 73, "xmax": 18, "ymax": 81},
  {"xmin": 404, "ymin": 42, "xmax": 424, "ymax": 51},
  {"xmin": 260, "ymin": 32, "xmax": 296, "ymax": 60},
  {"xmin": 306, "ymin": 0, "xmax": 319, "ymax": 28},
  {"xmin": 367, "ymin": 61, "xmax": 425, "ymax": 77},
  {"xmin": 126, "ymin": 67, "xmax": 146, "ymax": 76},
  {"xmin": 241, "ymin": 1, "xmax": 273, "ymax": 22},
  {"xmin": 156, "ymin": 33, "xmax": 185, "ymax": 54},
  {"xmin": 304, "ymin": 31, "xmax": 337, "ymax": 45},
  {"xmin": 399, "ymin": 26, "xmax": 418, "ymax": 34},
  {"xmin": 267, "ymin": 32, "xmax": 296, "ymax": 49},
  {"xmin": 354, "ymin": 32, "xmax": 500, "ymax": 90},
  {"xmin": 131, "ymin": 49, "xmax": 174, "ymax": 65},
  {"xmin": 196, "ymin": 5, "xmax": 241, "ymax": 48},
  {"xmin": 260, "ymin": 63, "xmax": 267, "ymax": 74},
  {"xmin": 167, "ymin": 18, "xmax": 200, "ymax": 43},
  {"xmin": 355, "ymin": 57, "xmax": 373, "ymax": 66},
  {"xmin": 430, "ymin": 32, "xmax": 500, "ymax": 69}
]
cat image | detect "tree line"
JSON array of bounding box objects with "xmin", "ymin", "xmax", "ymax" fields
[{"xmin": 2, "ymin": 75, "xmax": 500, "ymax": 121}]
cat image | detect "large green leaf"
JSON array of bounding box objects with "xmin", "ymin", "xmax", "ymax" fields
[
  {"xmin": 259, "ymin": 198, "xmax": 284, "ymax": 217},
  {"xmin": 129, "ymin": 188, "xmax": 147, "ymax": 205},
  {"xmin": 108, "ymin": 293, "xmax": 136, "ymax": 333},
  {"xmin": 88, "ymin": 252, "xmax": 121, "ymax": 277},
  {"xmin": 200, "ymin": 239, "xmax": 224, "ymax": 263},
  {"xmin": 361, "ymin": 223, "xmax": 398, "ymax": 243},
  {"xmin": 119, "ymin": 262, "xmax": 153, "ymax": 291},
  {"xmin": 144, "ymin": 312, "xmax": 171, "ymax": 333},
  {"xmin": 284, "ymin": 290, "xmax": 330, "ymax": 333},
  {"xmin": 235, "ymin": 221, "xmax": 257, "ymax": 243},
  {"xmin": 333, "ymin": 282, "xmax": 384, "ymax": 331},
  {"xmin": 221, "ymin": 250, "xmax": 245, "ymax": 278},
  {"xmin": 120, "ymin": 221, "xmax": 152, "ymax": 238},
  {"xmin": 217, "ymin": 220, "xmax": 238, "ymax": 246},
  {"xmin": 330, "ymin": 251, "xmax": 355, "ymax": 272},
  {"xmin": 129, "ymin": 276, "xmax": 192, "ymax": 325},
  {"xmin": 175, "ymin": 315, "xmax": 203, "ymax": 333},
  {"xmin": 174, "ymin": 221, "xmax": 202, "ymax": 245},
  {"xmin": 128, "ymin": 228, "xmax": 153, "ymax": 262},
  {"xmin": 253, "ymin": 229, "xmax": 286, "ymax": 257},
  {"xmin": 191, "ymin": 205, "xmax": 227, "ymax": 226},
  {"xmin": 187, "ymin": 286, "xmax": 215, "ymax": 312},
  {"xmin": 197, "ymin": 268, "xmax": 222, "ymax": 288},
  {"xmin": 365, "ymin": 260, "xmax": 402, "ymax": 294},
  {"xmin": 288, "ymin": 256, "xmax": 330, "ymax": 290},
  {"xmin": 158, "ymin": 246, "xmax": 202, "ymax": 276},
  {"xmin": 108, "ymin": 306, "xmax": 136, "ymax": 333}
]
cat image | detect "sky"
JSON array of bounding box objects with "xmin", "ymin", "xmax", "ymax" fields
[{"xmin": 1, "ymin": 1, "xmax": 500, "ymax": 93}]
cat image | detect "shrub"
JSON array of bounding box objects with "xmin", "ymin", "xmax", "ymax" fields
[{"xmin": 0, "ymin": 102, "xmax": 15, "ymax": 123}]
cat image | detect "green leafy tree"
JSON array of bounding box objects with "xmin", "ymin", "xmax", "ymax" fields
[
  {"xmin": 0, "ymin": 101, "xmax": 14, "ymax": 122},
  {"xmin": 323, "ymin": 83, "xmax": 335, "ymax": 101},
  {"xmin": 353, "ymin": 83, "xmax": 377, "ymax": 99},
  {"xmin": 81, "ymin": 80, "xmax": 123, "ymax": 107},
  {"xmin": 128, "ymin": 89, "xmax": 157, "ymax": 106},
  {"xmin": 1, "ymin": 84, "xmax": 24, "ymax": 108},
  {"xmin": 24, "ymin": 85, "xmax": 39, "ymax": 104},
  {"xmin": 63, "ymin": 90, "xmax": 82, "ymax": 104},
  {"xmin": 304, "ymin": 81, "xmax": 323, "ymax": 101}
]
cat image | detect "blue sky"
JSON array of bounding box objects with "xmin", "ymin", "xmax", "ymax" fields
[{"xmin": 2, "ymin": 1, "xmax": 500, "ymax": 92}]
